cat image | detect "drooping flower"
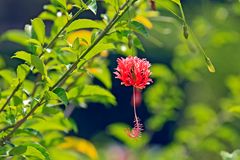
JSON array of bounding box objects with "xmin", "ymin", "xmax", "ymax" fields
[
  {"xmin": 114, "ymin": 56, "xmax": 153, "ymax": 139},
  {"xmin": 114, "ymin": 56, "xmax": 152, "ymax": 89}
]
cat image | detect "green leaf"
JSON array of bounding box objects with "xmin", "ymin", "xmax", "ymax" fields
[
  {"xmin": 128, "ymin": 21, "xmax": 148, "ymax": 37},
  {"xmin": 77, "ymin": 43, "xmax": 114, "ymax": 69},
  {"xmin": 27, "ymin": 38, "xmax": 42, "ymax": 46},
  {"xmin": 31, "ymin": 55, "xmax": 46, "ymax": 75},
  {"xmin": 88, "ymin": 64, "xmax": 112, "ymax": 89},
  {"xmin": 16, "ymin": 128, "xmax": 43, "ymax": 139},
  {"xmin": 72, "ymin": 38, "xmax": 80, "ymax": 50},
  {"xmin": 68, "ymin": 86, "xmax": 84, "ymax": 99},
  {"xmin": 82, "ymin": 85, "xmax": 106, "ymax": 97},
  {"xmin": 45, "ymin": 91, "xmax": 59, "ymax": 101},
  {"xmin": 9, "ymin": 145, "xmax": 27, "ymax": 156},
  {"xmin": 53, "ymin": 88, "xmax": 68, "ymax": 106},
  {"xmin": 28, "ymin": 112, "xmax": 73, "ymax": 132},
  {"xmin": 80, "ymin": 85, "xmax": 116, "ymax": 105},
  {"xmin": 32, "ymin": 18, "xmax": 45, "ymax": 45},
  {"xmin": 13, "ymin": 96, "xmax": 22, "ymax": 106},
  {"xmin": 17, "ymin": 64, "xmax": 30, "ymax": 82},
  {"xmin": 12, "ymin": 51, "xmax": 31, "ymax": 63},
  {"xmin": 42, "ymin": 106, "xmax": 61, "ymax": 115},
  {"xmin": 87, "ymin": 0, "xmax": 97, "ymax": 15},
  {"xmin": 0, "ymin": 30, "xmax": 28, "ymax": 46},
  {"xmin": 85, "ymin": 43, "xmax": 114, "ymax": 61},
  {"xmin": 0, "ymin": 69, "xmax": 16, "ymax": 84},
  {"xmin": 69, "ymin": 119, "xmax": 78, "ymax": 133},
  {"xmin": 170, "ymin": 0, "xmax": 181, "ymax": 5},
  {"xmin": 66, "ymin": 19, "xmax": 105, "ymax": 32},
  {"xmin": 43, "ymin": 4, "xmax": 58, "ymax": 13},
  {"xmin": 132, "ymin": 33, "xmax": 145, "ymax": 51},
  {"xmin": 25, "ymin": 143, "xmax": 51, "ymax": 160},
  {"xmin": 39, "ymin": 11, "xmax": 56, "ymax": 21},
  {"xmin": 51, "ymin": 0, "xmax": 67, "ymax": 9}
]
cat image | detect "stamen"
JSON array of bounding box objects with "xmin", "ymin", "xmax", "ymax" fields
[{"xmin": 126, "ymin": 117, "xmax": 143, "ymax": 139}]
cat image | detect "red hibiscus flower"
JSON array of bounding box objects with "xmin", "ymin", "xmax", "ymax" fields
[
  {"xmin": 114, "ymin": 56, "xmax": 152, "ymax": 89},
  {"xmin": 114, "ymin": 56, "xmax": 153, "ymax": 139}
]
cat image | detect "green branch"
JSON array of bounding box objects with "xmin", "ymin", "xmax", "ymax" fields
[{"xmin": 0, "ymin": 82, "xmax": 22, "ymax": 113}]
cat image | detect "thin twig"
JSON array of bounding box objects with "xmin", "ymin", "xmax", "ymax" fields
[{"xmin": 0, "ymin": 82, "xmax": 22, "ymax": 113}]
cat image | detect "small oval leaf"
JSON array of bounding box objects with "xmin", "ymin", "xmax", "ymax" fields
[
  {"xmin": 128, "ymin": 21, "xmax": 148, "ymax": 37},
  {"xmin": 66, "ymin": 19, "xmax": 105, "ymax": 33},
  {"xmin": 32, "ymin": 18, "xmax": 45, "ymax": 45},
  {"xmin": 26, "ymin": 143, "xmax": 51, "ymax": 160},
  {"xmin": 17, "ymin": 64, "xmax": 30, "ymax": 82},
  {"xmin": 12, "ymin": 51, "xmax": 31, "ymax": 64},
  {"xmin": 31, "ymin": 55, "xmax": 46, "ymax": 75},
  {"xmin": 0, "ymin": 30, "xmax": 28, "ymax": 46},
  {"xmin": 9, "ymin": 145, "xmax": 27, "ymax": 156},
  {"xmin": 53, "ymin": 88, "xmax": 69, "ymax": 106},
  {"xmin": 87, "ymin": 0, "xmax": 97, "ymax": 15},
  {"xmin": 170, "ymin": 0, "xmax": 181, "ymax": 5}
]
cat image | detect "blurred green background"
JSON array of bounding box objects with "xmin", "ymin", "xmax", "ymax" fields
[{"xmin": 1, "ymin": 0, "xmax": 240, "ymax": 160}]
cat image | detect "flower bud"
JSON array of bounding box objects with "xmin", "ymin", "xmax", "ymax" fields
[{"xmin": 183, "ymin": 24, "xmax": 189, "ymax": 39}]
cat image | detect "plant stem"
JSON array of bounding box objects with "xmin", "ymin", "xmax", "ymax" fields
[
  {"xmin": 0, "ymin": 8, "xmax": 84, "ymax": 115},
  {"xmin": 179, "ymin": 3, "xmax": 187, "ymax": 24},
  {"xmin": 0, "ymin": 0, "xmax": 137, "ymax": 145},
  {"xmin": 188, "ymin": 27, "xmax": 207, "ymax": 57},
  {"xmin": 39, "ymin": 9, "xmax": 84, "ymax": 57},
  {"xmin": 0, "ymin": 82, "xmax": 22, "ymax": 113}
]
